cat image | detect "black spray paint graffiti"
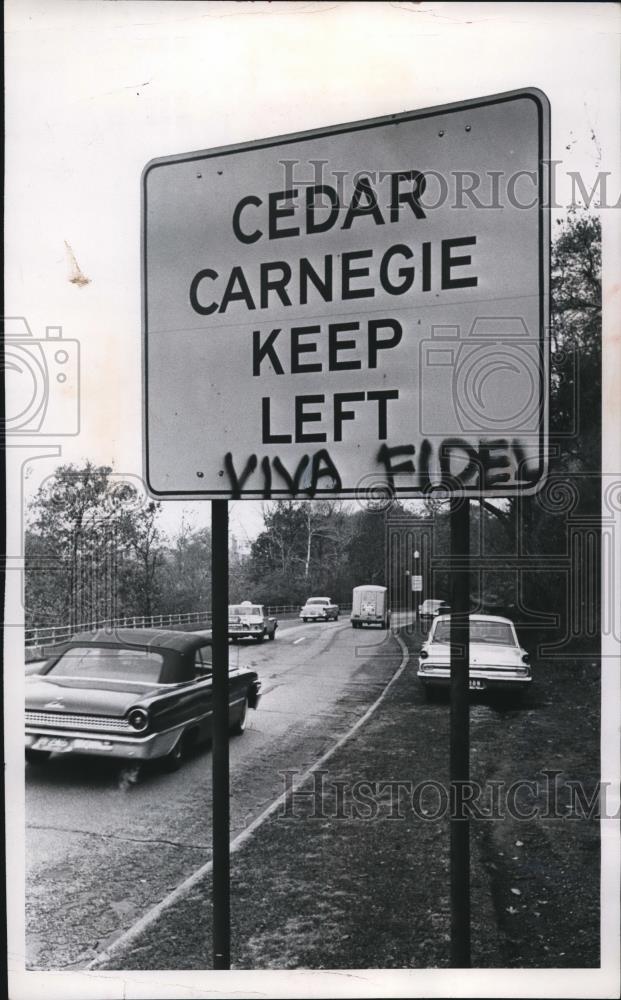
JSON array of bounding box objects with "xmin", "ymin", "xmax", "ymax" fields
[
  {"xmin": 222, "ymin": 438, "xmax": 542, "ymax": 498},
  {"xmin": 224, "ymin": 449, "xmax": 342, "ymax": 498}
]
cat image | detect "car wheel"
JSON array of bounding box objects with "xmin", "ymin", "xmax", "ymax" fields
[
  {"xmin": 25, "ymin": 748, "xmax": 51, "ymax": 765},
  {"xmin": 161, "ymin": 737, "xmax": 185, "ymax": 772},
  {"xmin": 230, "ymin": 695, "xmax": 249, "ymax": 735},
  {"xmin": 423, "ymin": 684, "xmax": 441, "ymax": 702},
  {"xmin": 256, "ymin": 633, "xmax": 264, "ymax": 643}
]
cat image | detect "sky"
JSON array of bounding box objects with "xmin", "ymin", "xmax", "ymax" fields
[{"xmin": 5, "ymin": 1, "xmax": 620, "ymax": 546}]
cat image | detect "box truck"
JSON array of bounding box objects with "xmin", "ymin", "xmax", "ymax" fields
[{"xmin": 351, "ymin": 585, "xmax": 390, "ymax": 629}]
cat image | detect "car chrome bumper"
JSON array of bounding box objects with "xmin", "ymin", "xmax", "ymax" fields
[
  {"xmin": 25, "ymin": 724, "xmax": 185, "ymax": 761},
  {"xmin": 417, "ymin": 668, "xmax": 531, "ymax": 690}
]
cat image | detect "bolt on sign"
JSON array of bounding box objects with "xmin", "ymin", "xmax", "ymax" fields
[{"xmin": 143, "ymin": 88, "xmax": 549, "ymax": 500}]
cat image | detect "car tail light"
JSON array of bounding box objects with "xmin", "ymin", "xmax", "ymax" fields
[
  {"xmin": 128, "ymin": 708, "xmax": 149, "ymax": 732},
  {"xmin": 419, "ymin": 650, "xmax": 428, "ymax": 659}
]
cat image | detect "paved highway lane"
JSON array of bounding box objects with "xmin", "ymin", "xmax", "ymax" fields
[{"xmin": 25, "ymin": 618, "xmax": 403, "ymax": 969}]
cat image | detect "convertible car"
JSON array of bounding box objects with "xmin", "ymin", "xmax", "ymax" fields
[
  {"xmin": 417, "ymin": 614, "xmax": 531, "ymax": 699},
  {"xmin": 25, "ymin": 628, "xmax": 261, "ymax": 770}
]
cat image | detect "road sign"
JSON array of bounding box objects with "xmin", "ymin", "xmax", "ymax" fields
[
  {"xmin": 143, "ymin": 88, "xmax": 549, "ymax": 499},
  {"xmin": 411, "ymin": 575, "xmax": 423, "ymax": 592}
]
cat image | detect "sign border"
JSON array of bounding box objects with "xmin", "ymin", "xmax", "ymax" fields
[{"xmin": 142, "ymin": 87, "xmax": 550, "ymax": 500}]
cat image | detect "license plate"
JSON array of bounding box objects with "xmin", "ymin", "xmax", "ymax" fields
[
  {"xmin": 469, "ymin": 679, "xmax": 485, "ymax": 690},
  {"xmin": 32, "ymin": 736, "xmax": 72, "ymax": 752},
  {"xmin": 73, "ymin": 738, "xmax": 114, "ymax": 751}
]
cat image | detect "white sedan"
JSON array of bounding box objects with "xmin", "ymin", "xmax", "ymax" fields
[
  {"xmin": 299, "ymin": 597, "xmax": 339, "ymax": 622},
  {"xmin": 417, "ymin": 614, "xmax": 531, "ymax": 700}
]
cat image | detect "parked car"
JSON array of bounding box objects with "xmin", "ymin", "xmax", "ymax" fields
[
  {"xmin": 418, "ymin": 598, "xmax": 451, "ymax": 626},
  {"xmin": 25, "ymin": 628, "xmax": 261, "ymax": 770},
  {"xmin": 228, "ymin": 602, "xmax": 277, "ymax": 642},
  {"xmin": 417, "ymin": 614, "xmax": 531, "ymax": 699},
  {"xmin": 350, "ymin": 585, "xmax": 390, "ymax": 629},
  {"xmin": 299, "ymin": 597, "xmax": 339, "ymax": 622}
]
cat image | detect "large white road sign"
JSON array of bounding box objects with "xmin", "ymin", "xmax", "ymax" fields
[{"xmin": 143, "ymin": 89, "xmax": 549, "ymax": 499}]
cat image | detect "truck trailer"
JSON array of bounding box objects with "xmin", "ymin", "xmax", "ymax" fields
[{"xmin": 350, "ymin": 585, "xmax": 390, "ymax": 630}]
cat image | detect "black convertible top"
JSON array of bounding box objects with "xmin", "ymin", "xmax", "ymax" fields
[{"xmin": 69, "ymin": 628, "xmax": 212, "ymax": 653}]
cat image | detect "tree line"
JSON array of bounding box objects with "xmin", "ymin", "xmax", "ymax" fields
[{"xmin": 24, "ymin": 472, "xmax": 407, "ymax": 627}]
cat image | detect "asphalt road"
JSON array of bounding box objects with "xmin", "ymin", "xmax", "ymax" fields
[{"xmin": 25, "ymin": 617, "xmax": 403, "ymax": 970}]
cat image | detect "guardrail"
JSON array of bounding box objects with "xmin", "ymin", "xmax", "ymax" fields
[
  {"xmin": 24, "ymin": 604, "xmax": 353, "ymax": 648},
  {"xmin": 24, "ymin": 611, "xmax": 211, "ymax": 648}
]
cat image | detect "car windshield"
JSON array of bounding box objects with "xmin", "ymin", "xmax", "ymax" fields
[
  {"xmin": 432, "ymin": 621, "xmax": 516, "ymax": 646},
  {"xmin": 46, "ymin": 646, "xmax": 165, "ymax": 683},
  {"xmin": 307, "ymin": 599, "xmax": 329, "ymax": 605},
  {"xmin": 229, "ymin": 605, "xmax": 262, "ymax": 616}
]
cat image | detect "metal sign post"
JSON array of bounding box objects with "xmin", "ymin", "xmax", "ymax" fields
[
  {"xmin": 449, "ymin": 497, "xmax": 470, "ymax": 966},
  {"xmin": 412, "ymin": 574, "xmax": 423, "ymax": 631},
  {"xmin": 211, "ymin": 499, "xmax": 230, "ymax": 969}
]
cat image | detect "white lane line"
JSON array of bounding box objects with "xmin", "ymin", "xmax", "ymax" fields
[
  {"xmin": 292, "ymin": 636, "xmax": 306, "ymax": 645},
  {"xmin": 87, "ymin": 631, "xmax": 410, "ymax": 971}
]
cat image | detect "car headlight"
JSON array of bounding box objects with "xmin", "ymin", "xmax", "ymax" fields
[{"xmin": 128, "ymin": 708, "xmax": 149, "ymax": 732}]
